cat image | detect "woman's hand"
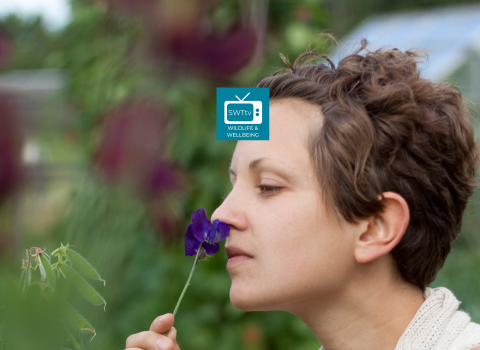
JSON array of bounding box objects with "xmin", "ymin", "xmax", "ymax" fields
[{"xmin": 125, "ymin": 313, "xmax": 180, "ymax": 350}]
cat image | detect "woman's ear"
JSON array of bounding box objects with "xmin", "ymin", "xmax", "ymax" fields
[{"xmin": 354, "ymin": 192, "xmax": 410, "ymax": 264}]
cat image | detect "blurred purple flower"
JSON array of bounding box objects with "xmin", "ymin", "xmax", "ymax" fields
[
  {"xmin": 161, "ymin": 22, "xmax": 257, "ymax": 78},
  {"xmin": 0, "ymin": 143, "xmax": 18, "ymax": 197},
  {"xmin": 149, "ymin": 0, "xmax": 258, "ymax": 79},
  {"xmin": 94, "ymin": 0, "xmax": 261, "ymax": 79},
  {"xmin": 0, "ymin": 94, "xmax": 23, "ymax": 203},
  {"xmin": 93, "ymin": 99, "xmax": 171, "ymax": 189},
  {"xmin": 185, "ymin": 208, "xmax": 230, "ymax": 257},
  {"xmin": 146, "ymin": 162, "xmax": 189, "ymax": 241},
  {"xmin": 146, "ymin": 160, "xmax": 179, "ymax": 194},
  {"xmin": 94, "ymin": 99, "xmax": 191, "ymax": 241}
]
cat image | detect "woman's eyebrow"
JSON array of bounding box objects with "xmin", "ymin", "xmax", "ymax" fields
[
  {"xmin": 228, "ymin": 157, "xmax": 267, "ymax": 177},
  {"xmin": 249, "ymin": 157, "xmax": 266, "ymax": 169},
  {"xmin": 228, "ymin": 158, "xmax": 273, "ymax": 177}
]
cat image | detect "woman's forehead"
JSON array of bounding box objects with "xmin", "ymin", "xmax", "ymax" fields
[{"xmin": 230, "ymin": 99, "xmax": 321, "ymax": 173}]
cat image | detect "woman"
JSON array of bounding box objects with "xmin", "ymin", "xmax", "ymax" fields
[{"xmin": 125, "ymin": 40, "xmax": 480, "ymax": 350}]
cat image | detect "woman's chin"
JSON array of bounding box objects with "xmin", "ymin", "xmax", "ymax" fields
[
  {"xmin": 229, "ymin": 288, "xmax": 277, "ymax": 312},
  {"xmin": 229, "ymin": 288, "xmax": 260, "ymax": 311},
  {"xmin": 230, "ymin": 293, "xmax": 250, "ymax": 311}
]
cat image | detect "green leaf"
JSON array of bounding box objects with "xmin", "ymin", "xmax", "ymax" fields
[
  {"xmin": 59, "ymin": 265, "xmax": 106, "ymax": 310},
  {"xmin": 66, "ymin": 249, "xmax": 105, "ymax": 286},
  {"xmin": 39, "ymin": 253, "xmax": 56, "ymax": 288}
]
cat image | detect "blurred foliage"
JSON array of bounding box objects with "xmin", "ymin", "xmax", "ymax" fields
[
  {"xmin": 0, "ymin": 0, "xmax": 479, "ymax": 349},
  {"xmin": 0, "ymin": 245, "xmax": 105, "ymax": 350},
  {"xmin": 0, "ymin": 268, "xmax": 67, "ymax": 350},
  {"xmin": 0, "ymin": 15, "xmax": 62, "ymax": 70}
]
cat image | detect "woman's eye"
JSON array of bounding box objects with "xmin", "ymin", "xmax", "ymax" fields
[{"xmin": 256, "ymin": 184, "xmax": 282, "ymax": 195}]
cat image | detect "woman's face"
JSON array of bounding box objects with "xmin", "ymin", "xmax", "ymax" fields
[{"xmin": 211, "ymin": 98, "xmax": 358, "ymax": 312}]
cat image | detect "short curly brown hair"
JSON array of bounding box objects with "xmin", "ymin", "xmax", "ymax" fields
[{"xmin": 256, "ymin": 38, "xmax": 480, "ymax": 291}]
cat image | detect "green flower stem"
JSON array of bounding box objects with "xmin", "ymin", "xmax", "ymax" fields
[
  {"xmin": 164, "ymin": 242, "xmax": 203, "ymax": 337},
  {"xmin": 173, "ymin": 242, "xmax": 203, "ymax": 317}
]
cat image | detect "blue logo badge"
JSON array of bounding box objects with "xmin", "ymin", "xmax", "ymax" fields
[{"xmin": 216, "ymin": 87, "xmax": 269, "ymax": 140}]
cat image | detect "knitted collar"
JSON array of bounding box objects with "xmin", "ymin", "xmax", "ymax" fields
[
  {"xmin": 319, "ymin": 287, "xmax": 477, "ymax": 350},
  {"xmin": 394, "ymin": 286, "xmax": 469, "ymax": 350}
]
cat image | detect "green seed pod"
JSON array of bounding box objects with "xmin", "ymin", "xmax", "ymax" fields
[
  {"xmin": 26, "ymin": 264, "xmax": 31, "ymax": 287},
  {"xmin": 66, "ymin": 249, "xmax": 105, "ymax": 286},
  {"xmin": 58, "ymin": 297, "xmax": 96, "ymax": 335},
  {"xmin": 39, "ymin": 253, "xmax": 56, "ymax": 288},
  {"xmin": 60, "ymin": 265, "xmax": 106, "ymax": 310}
]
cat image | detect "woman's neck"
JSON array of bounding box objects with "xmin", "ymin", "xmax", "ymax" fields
[{"xmin": 285, "ymin": 258, "xmax": 425, "ymax": 350}]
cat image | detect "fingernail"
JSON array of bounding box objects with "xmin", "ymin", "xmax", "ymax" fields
[
  {"xmin": 156, "ymin": 315, "xmax": 165, "ymax": 324},
  {"xmin": 156, "ymin": 338, "xmax": 170, "ymax": 350}
]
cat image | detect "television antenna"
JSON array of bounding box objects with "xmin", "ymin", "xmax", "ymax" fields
[{"xmin": 235, "ymin": 93, "xmax": 250, "ymax": 101}]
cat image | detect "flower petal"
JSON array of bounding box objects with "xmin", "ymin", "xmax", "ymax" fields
[
  {"xmin": 208, "ymin": 219, "xmax": 231, "ymax": 243},
  {"xmin": 215, "ymin": 221, "xmax": 231, "ymax": 243},
  {"xmin": 192, "ymin": 208, "xmax": 210, "ymax": 242},
  {"xmin": 207, "ymin": 219, "xmax": 219, "ymax": 243},
  {"xmin": 202, "ymin": 241, "xmax": 220, "ymax": 256},
  {"xmin": 184, "ymin": 224, "xmax": 201, "ymax": 256}
]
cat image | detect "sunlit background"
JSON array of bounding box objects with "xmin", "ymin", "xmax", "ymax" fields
[{"xmin": 0, "ymin": 0, "xmax": 479, "ymax": 349}]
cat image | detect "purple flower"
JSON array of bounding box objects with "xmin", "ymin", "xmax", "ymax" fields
[{"xmin": 184, "ymin": 208, "xmax": 230, "ymax": 257}]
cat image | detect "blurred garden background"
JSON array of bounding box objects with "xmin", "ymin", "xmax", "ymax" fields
[{"xmin": 1, "ymin": 0, "xmax": 480, "ymax": 349}]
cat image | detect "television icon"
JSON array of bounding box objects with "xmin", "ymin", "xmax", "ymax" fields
[{"xmin": 224, "ymin": 93, "xmax": 262, "ymax": 124}]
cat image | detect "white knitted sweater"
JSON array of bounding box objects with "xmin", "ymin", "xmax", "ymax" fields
[{"xmin": 318, "ymin": 287, "xmax": 480, "ymax": 350}]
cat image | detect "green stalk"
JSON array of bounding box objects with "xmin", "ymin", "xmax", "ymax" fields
[
  {"xmin": 164, "ymin": 242, "xmax": 203, "ymax": 336},
  {"xmin": 173, "ymin": 242, "xmax": 203, "ymax": 317}
]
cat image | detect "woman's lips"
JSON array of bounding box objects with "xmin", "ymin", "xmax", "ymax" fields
[
  {"xmin": 226, "ymin": 255, "xmax": 253, "ymax": 268},
  {"xmin": 225, "ymin": 245, "xmax": 253, "ymax": 268}
]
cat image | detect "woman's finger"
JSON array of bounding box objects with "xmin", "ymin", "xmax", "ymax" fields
[
  {"xmin": 171, "ymin": 328, "xmax": 181, "ymax": 350},
  {"xmin": 166, "ymin": 326, "xmax": 177, "ymax": 342},
  {"xmin": 126, "ymin": 331, "xmax": 173, "ymax": 350},
  {"xmin": 149, "ymin": 313, "xmax": 174, "ymax": 334}
]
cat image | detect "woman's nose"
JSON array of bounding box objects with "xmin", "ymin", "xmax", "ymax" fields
[{"xmin": 211, "ymin": 189, "xmax": 247, "ymax": 233}]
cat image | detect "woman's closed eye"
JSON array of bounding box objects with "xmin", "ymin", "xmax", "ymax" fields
[{"xmin": 256, "ymin": 184, "xmax": 283, "ymax": 196}]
